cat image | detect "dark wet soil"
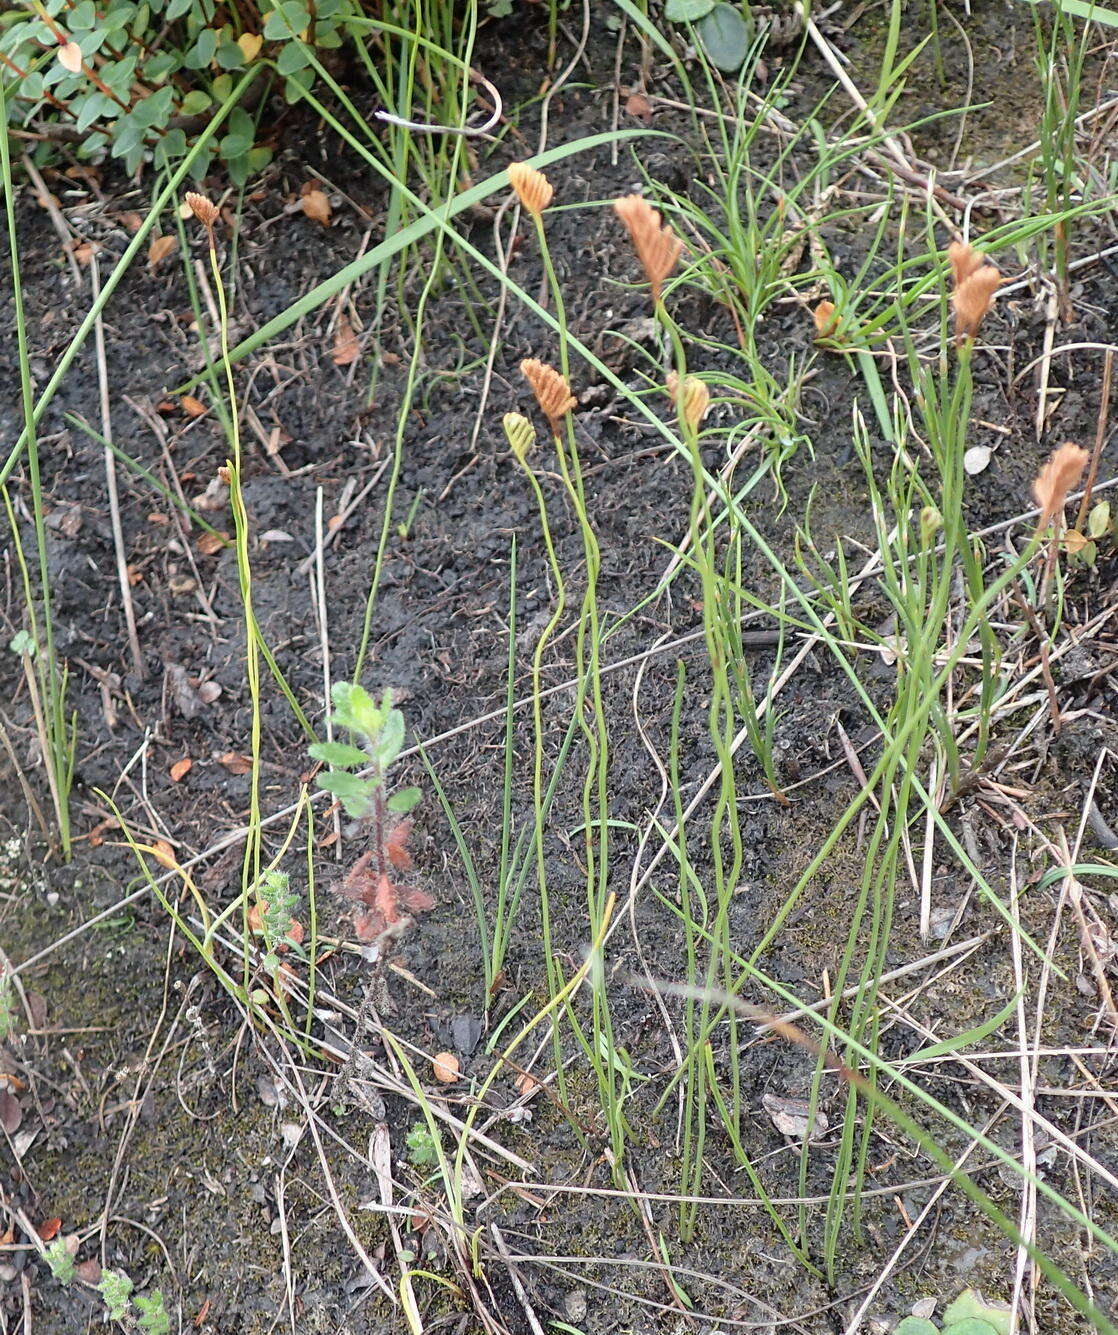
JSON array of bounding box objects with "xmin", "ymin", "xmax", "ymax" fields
[{"xmin": 2, "ymin": 4, "xmax": 1117, "ymax": 1333}]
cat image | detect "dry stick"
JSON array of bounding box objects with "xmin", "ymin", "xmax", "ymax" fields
[
  {"xmin": 20, "ymin": 154, "xmax": 82, "ymax": 286},
  {"xmin": 312, "ymin": 487, "xmax": 341, "ymax": 854},
  {"xmin": 1034, "ymin": 281, "xmax": 1061, "ymax": 441},
  {"xmin": 877, "ymin": 994, "xmax": 1118, "ymax": 1192},
  {"xmin": 490, "ymin": 1225, "xmax": 547, "ymax": 1335},
  {"xmin": 842, "ymin": 1103, "xmax": 1009, "ymax": 1335},
  {"xmin": 295, "ymin": 456, "xmax": 391, "ymax": 576},
  {"xmin": 1008, "ymin": 841, "xmax": 1039, "ymax": 1335},
  {"xmin": 1075, "ymin": 347, "xmax": 1114, "ymax": 531},
  {"xmin": 284, "ymin": 1060, "xmax": 397, "ymax": 1306},
  {"xmin": 92, "ymin": 256, "xmax": 144, "ymax": 678}
]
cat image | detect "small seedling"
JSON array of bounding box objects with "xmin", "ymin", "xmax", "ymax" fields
[
  {"xmin": 8, "ymin": 629, "xmax": 36, "ymax": 657},
  {"xmin": 44, "ymin": 1237, "xmax": 75, "ymax": 1284},
  {"xmin": 134, "ymin": 1289, "xmax": 171, "ymax": 1334},
  {"xmin": 253, "ymin": 868, "xmax": 304, "ymax": 976},
  {"xmin": 310, "ymin": 682, "xmax": 430, "ymax": 946},
  {"xmin": 97, "ymin": 1269, "xmax": 134, "ymax": 1321},
  {"xmin": 406, "ymin": 1121, "xmax": 439, "ymax": 1167}
]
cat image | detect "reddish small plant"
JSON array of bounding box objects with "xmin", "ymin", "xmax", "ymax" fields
[{"xmin": 309, "ymin": 682, "xmax": 430, "ymax": 950}]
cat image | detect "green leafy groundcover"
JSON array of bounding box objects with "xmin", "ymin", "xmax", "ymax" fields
[{"xmin": 0, "ymin": 0, "xmax": 359, "ymax": 181}]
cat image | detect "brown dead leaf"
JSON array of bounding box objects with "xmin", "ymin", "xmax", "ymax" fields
[
  {"xmin": 514, "ymin": 1070, "xmax": 540, "ymax": 1099},
  {"xmin": 71, "ymin": 240, "xmax": 96, "ymax": 266},
  {"xmin": 57, "ymin": 41, "xmax": 82, "ymax": 74},
  {"xmin": 37, "ymin": 1218, "xmax": 62, "ymax": 1241},
  {"xmin": 332, "ymin": 315, "xmax": 359, "ymax": 366},
  {"xmin": 432, "ymin": 1052, "xmax": 460, "ymax": 1084},
  {"xmin": 169, "ymin": 757, "xmax": 192, "ymax": 783},
  {"xmin": 625, "ymin": 91, "xmax": 653, "ymax": 124},
  {"xmin": 0, "ymin": 1090, "xmax": 22, "ymax": 1135},
  {"xmin": 147, "ymin": 512, "xmax": 169, "ymax": 524},
  {"xmin": 151, "ymin": 840, "xmax": 178, "ymax": 870},
  {"xmin": 126, "ymin": 564, "xmax": 144, "ymax": 586},
  {"xmin": 300, "ymin": 186, "xmax": 332, "ymax": 226},
  {"xmin": 148, "ymin": 233, "xmax": 178, "ymax": 269},
  {"xmin": 217, "ymin": 751, "xmax": 252, "ymax": 775},
  {"xmin": 181, "ymin": 394, "xmax": 207, "ymax": 418},
  {"xmin": 119, "ymin": 211, "xmax": 144, "ymax": 233},
  {"xmin": 195, "ymin": 530, "xmax": 227, "ymax": 556},
  {"xmin": 75, "ymin": 1260, "xmax": 102, "ymax": 1285}
]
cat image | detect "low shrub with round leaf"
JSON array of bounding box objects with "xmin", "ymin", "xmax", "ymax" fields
[{"xmin": 0, "ymin": 0, "xmax": 361, "ymax": 182}]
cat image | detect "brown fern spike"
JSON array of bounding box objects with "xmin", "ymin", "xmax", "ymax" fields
[
  {"xmin": 613, "ymin": 194, "xmax": 682, "ymax": 304},
  {"xmin": 184, "ymin": 191, "xmax": 220, "ymax": 243},
  {"xmin": 948, "ymin": 241, "xmax": 1001, "ymax": 344},
  {"xmin": 520, "ymin": 358, "xmax": 577, "ymax": 436},
  {"xmin": 508, "ymin": 162, "xmax": 553, "ymax": 217},
  {"xmin": 1032, "ymin": 442, "xmax": 1090, "ymax": 531}
]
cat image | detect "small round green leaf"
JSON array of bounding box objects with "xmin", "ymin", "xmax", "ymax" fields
[
  {"xmin": 894, "ymin": 1320, "xmax": 939, "ymax": 1335},
  {"xmin": 695, "ymin": 3, "xmax": 752, "ymax": 71},
  {"xmin": 664, "ymin": 0, "xmax": 716, "ymax": 18}
]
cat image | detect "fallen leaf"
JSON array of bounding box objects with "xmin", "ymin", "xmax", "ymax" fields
[
  {"xmin": 237, "ymin": 31, "xmax": 262, "ymax": 61},
  {"xmin": 432, "ymin": 1052, "xmax": 460, "ymax": 1084},
  {"xmin": 762, "ymin": 1093, "xmax": 829, "ymax": 1141},
  {"xmin": 514, "ymin": 1070, "xmax": 540, "ymax": 1098},
  {"xmin": 148, "ymin": 234, "xmax": 178, "ymax": 269},
  {"xmin": 119, "ymin": 211, "xmax": 144, "ymax": 233},
  {"xmin": 625, "ymin": 91, "xmax": 653, "ymax": 123},
  {"xmin": 75, "ymin": 1260, "xmax": 102, "ymax": 1284},
  {"xmin": 300, "ymin": 186, "xmax": 331, "ymax": 226},
  {"xmin": 57, "ymin": 41, "xmax": 82, "ymax": 74},
  {"xmin": 71, "ymin": 241, "xmax": 96, "ymax": 266},
  {"xmin": 37, "ymin": 1218, "xmax": 62, "ymax": 1241},
  {"xmin": 332, "ymin": 316, "xmax": 359, "ymax": 366},
  {"xmin": 151, "ymin": 840, "xmax": 178, "ymax": 870},
  {"xmin": 181, "ymin": 394, "xmax": 207, "ymax": 418},
  {"xmin": 197, "ymin": 680, "xmax": 222, "ymax": 704},
  {"xmin": 195, "ymin": 530, "xmax": 227, "ymax": 556},
  {"xmin": 217, "ymin": 751, "xmax": 252, "ymax": 775},
  {"xmin": 169, "ymin": 757, "xmax": 192, "ymax": 782},
  {"xmin": 126, "ymin": 565, "xmax": 144, "ymax": 585},
  {"xmin": 0, "ymin": 1090, "xmax": 22, "ymax": 1135}
]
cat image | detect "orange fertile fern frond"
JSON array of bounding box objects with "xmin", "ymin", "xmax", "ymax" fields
[
  {"xmin": 184, "ymin": 191, "xmax": 220, "ymax": 233},
  {"xmin": 1032, "ymin": 442, "xmax": 1090, "ymax": 530},
  {"xmin": 613, "ymin": 193, "xmax": 682, "ymax": 304},
  {"xmin": 520, "ymin": 358, "xmax": 577, "ymax": 435},
  {"xmin": 508, "ymin": 161, "xmax": 553, "ymax": 217},
  {"xmin": 948, "ymin": 241, "xmax": 1001, "ymax": 344}
]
